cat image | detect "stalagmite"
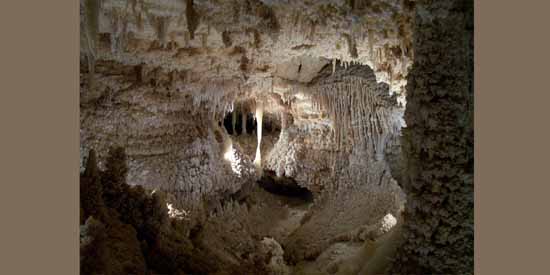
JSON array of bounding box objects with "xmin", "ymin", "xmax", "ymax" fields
[{"xmin": 254, "ymin": 99, "xmax": 264, "ymax": 168}]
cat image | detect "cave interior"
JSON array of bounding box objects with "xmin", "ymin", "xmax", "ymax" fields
[{"xmin": 79, "ymin": 0, "xmax": 473, "ymax": 274}]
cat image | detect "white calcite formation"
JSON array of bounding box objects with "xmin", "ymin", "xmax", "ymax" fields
[
  {"xmin": 78, "ymin": 0, "xmax": 474, "ymax": 274},
  {"xmin": 80, "ymin": 0, "xmax": 415, "ymax": 188},
  {"xmin": 81, "ymin": 0, "xmax": 414, "ymax": 101},
  {"xmin": 259, "ymin": 62, "xmax": 407, "ymax": 264}
]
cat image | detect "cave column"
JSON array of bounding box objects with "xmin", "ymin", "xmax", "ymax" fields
[{"xmin": 389, "ymin": 0, "xmax": 474, "ymax": 273}]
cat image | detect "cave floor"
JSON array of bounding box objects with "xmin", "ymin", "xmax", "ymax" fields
[
  {"xmin": 291, "ymin": 220, "xmax": 403, "ymax": 275},
  {"xmin": 251, "ymin": 182, "xmax": 402, "ymax": 275}
]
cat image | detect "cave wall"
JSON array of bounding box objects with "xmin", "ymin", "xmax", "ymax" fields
[
  {"xmin": 79, "ymin": 1, "xmax": 417, "ymax": 213},
  {"xmin": 79, "ymin": 62, "xmax": 256, "ymax": 211},
  {"xmin": 79, "ymin": 1, "xmax": 473, "ymax": 273},
  {"xmin": 278, "ymin": 63, "xmax": 407, "ymax": 263},
  {"xmin": 80, "ymin": 0, "xmax": 415, "ymax": 98},
  {"xmin": 266, "ymin": 63, "xmax": 405, "ymax": 192},
  {"xmin": 265, "ymin": 122, "xmax": 334, "ymax": 193},
  {"xmin": 390, "ymin": 0, "xmax": 474, "ymax": 273}
]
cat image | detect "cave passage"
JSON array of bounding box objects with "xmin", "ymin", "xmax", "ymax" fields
[
  {"xmin": 222, "ymin": 110, "xmax": 282, "ymax": 137},
  {"xmin": 257, "ymin": 170, "xmax": 314, "ymax": 203},
  {"xmin": 223, "ymin": 111, "xmax": 256, "ymax": 135}
]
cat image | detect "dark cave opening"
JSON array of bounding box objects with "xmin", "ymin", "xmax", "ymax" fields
[
  {"xmin": 222, "ymin": 111, "xmax": 281, "ymax": 136},
  {"xmin": 245, "ymin": 113, "xmax": 256, "ymax": 134},
  {"xmin": 257, "ymin": 170, "xmax": 313, "ymax": 203},
  {"xmin": 223, "ymin": 111, "xmax": 257, "ymax": 135}
]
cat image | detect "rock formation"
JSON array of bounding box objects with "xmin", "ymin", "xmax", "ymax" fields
[
  {"xmin": 389, "ymin": 0, "xmax": 474, "ymax": 274},
  {"xmin": 79, "ymin": 0, "xmax": 473, "ymax": 274}
]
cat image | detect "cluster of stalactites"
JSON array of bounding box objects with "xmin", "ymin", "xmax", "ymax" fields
[
  {"xmin": 309, "ymin": 76, "xmax": 401, "ymax": 160},
  {"xmin": 228, "ymin": 100, "xmax": 255, "ymax": 135},
  {"xmin": 187, "ymin": 79, "xmax": 243, "ymax": 121},
  {"xmin": 331, "ymin": 59, "xmax": 365, "ymax": 74}
]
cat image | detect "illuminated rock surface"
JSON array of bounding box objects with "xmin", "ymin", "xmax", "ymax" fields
[{"xmin": 79, "ymin": 0, "xmax": 473, "ymax": 274}]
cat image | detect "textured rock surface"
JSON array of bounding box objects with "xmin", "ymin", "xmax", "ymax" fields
[
  {"xmin": 80, "ymin": 0, "xmax": 415, "ymax": 97},
  {"xmin": 260, "ymin": 237, "xmax": 291, "ymax": 275},
  {"xmin": 266, "ymin": 63, "xmax": 404, "ymax": 192},
  {"xmin": 389, "ymin": 0, "xmax": 474, "ymax": 274},
  {"xmin": 79, "ymin": 69, "xmax": 256, "ymax": 212},
  {"xmin": 80, "ymin": 0, "xmax": 414, "ymax": 215},
  {"xmin": 80, "ymin": 0, "xmax": 473, "ymax": 273},
  {"xmin": 278, "ymin": 63, "xmax": 406, "ymax": 263}
]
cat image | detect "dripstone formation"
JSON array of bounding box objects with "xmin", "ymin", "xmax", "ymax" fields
[{"xmin": 79, "ymin": 1, "xmax": 473, "ymax": 274}]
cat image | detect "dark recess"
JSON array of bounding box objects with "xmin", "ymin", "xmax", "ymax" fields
[{"xmin": 257, "ymin": 170, "xmax": 313, "ymax": 202}]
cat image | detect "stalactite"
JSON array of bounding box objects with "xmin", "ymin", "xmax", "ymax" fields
[
  {"xmin": 343, "ymin": 33, "xmax": 358, "ymax": 59},
  {"xmin": 185, "ymin": 0, "xmax": 200, "ymax": 40},
  {"xmin": 241, "ymin": 105, "xmax": 247, "ymax": 135},
  {"xmin": 231, "ymin": 107, "xmax": 237, "ymax": 134},
  {"xmin": 254, "ymin": 99, "xmax": 264, "ymax": 169}
]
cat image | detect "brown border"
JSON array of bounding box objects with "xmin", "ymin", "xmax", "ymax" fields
[
  {"xmin": 0, "ymin": 1, "xmax": 548, "ymax": 274},
  {"xmin": 0, "ymin": 1, "xmax": 79, "ymax": 274},
  {"xmin": 476, "ymin": 1, "xmax": 550, "ymax": 274}
]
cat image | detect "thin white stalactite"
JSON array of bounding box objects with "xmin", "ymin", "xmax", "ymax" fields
[
  {"xmin": 241, "ymin": 105, "xmax": 247, "ymax": 135},
  {"xmin": 232, "ymin": 108, "xmax": 237, "ymax": 134},
  {"xmin": 254, "ymin": 99, "xmax": 264, "ymax": 169}
]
